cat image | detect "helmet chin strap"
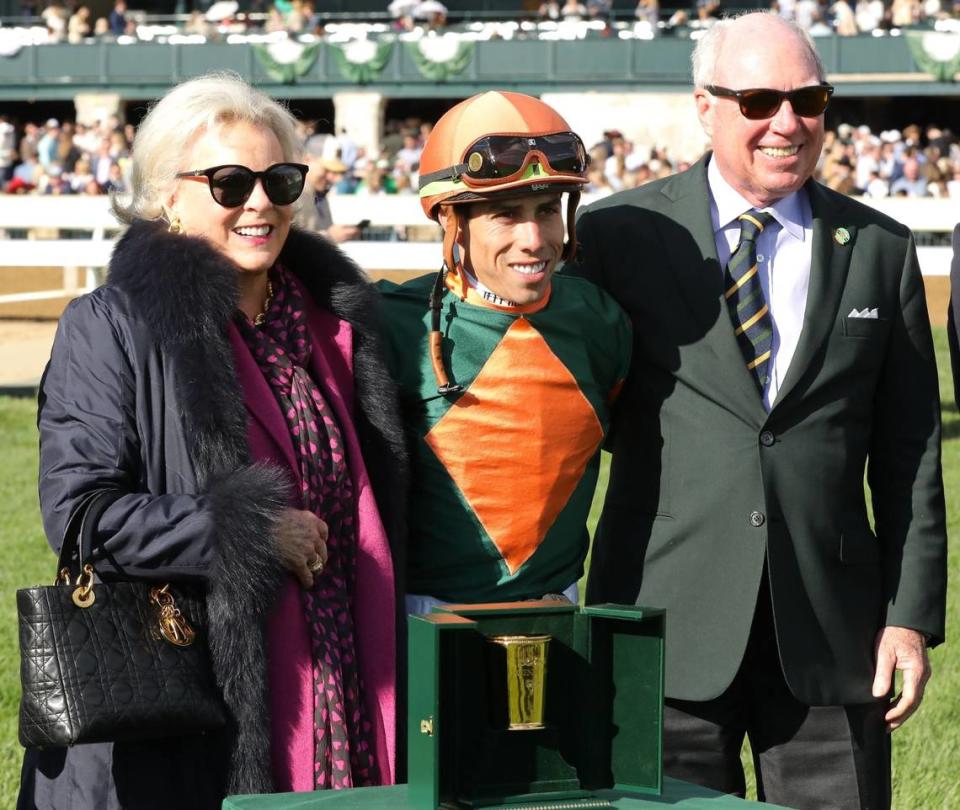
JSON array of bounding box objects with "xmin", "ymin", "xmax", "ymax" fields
[{"xmin": 428, "ymin": 205, "xmax": 466, "ymax": 396}]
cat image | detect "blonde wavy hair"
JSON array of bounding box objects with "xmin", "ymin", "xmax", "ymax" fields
[{"xmin": 113, "ymin": 71, "xmax": 302, "ymax": 224}]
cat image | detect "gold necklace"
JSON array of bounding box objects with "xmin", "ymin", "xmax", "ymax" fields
[{"xmin": 253, "ymin": 279, "xmax": 274, "ymax": 326}]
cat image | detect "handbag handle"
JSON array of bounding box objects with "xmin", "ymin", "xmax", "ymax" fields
[{"xmin": 55, "ymin": 490, "xmax": 120, "ymax": 580}]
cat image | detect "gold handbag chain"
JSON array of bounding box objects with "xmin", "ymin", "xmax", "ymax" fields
[{"xmin": 58, "ymin": 567, "xmax": 196, "ymax": 647}]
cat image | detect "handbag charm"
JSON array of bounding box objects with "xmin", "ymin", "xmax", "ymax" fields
[
  {"xmin": 150, "ymin": 585, "xmax": 196, "ymax": 647},
  {"xmin": 59, "ymin": 564, "xmax": 196, "ymax": 647}
]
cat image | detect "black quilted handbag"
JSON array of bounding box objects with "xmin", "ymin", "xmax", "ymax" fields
[{"xmin": 17, "ymin": 490, "xmax": 227, "ymax": 747}]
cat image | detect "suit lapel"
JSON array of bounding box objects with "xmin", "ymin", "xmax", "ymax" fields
[
  {"xmin": 772, "ymin": 182, "xmax": 856, "ymax": 410},
  {"xmin": 658, "ymin": 157, "xmax": 769, "ymax": 420},
  {"xmin": 657, "ymin": 157, "xmax": 724, "ymax": 332}
]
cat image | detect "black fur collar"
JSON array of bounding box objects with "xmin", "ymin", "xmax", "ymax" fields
[
  {"xmin": 108, "ymin": 218, "xmax": 378, "ymax": 346},
  {"xmin": 107, "ymin": 218, "xmax": 406, "ymax": 542}
]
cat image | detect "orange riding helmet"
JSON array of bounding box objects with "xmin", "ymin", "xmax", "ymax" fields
[
  {"xmin": 418, "ymin": 91, "xmax": 589, "ymax": 277},
  {"xmin": 418, "ymin": 91, "xmax": 590, "ymax": 395}
]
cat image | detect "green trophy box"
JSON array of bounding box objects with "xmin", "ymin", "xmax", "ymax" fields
[{"xmin": 407, "ymin": 601, "xmax": 665, "ymax": 809}]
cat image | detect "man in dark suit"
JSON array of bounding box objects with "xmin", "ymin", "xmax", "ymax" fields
[{"xmin": 572, "ymin": 12, "xmax": 946, "ymax": 809}]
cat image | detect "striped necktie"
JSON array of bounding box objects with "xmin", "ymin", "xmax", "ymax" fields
[{"xmin": 724, "ymin": 210, "xmax": 775, "ymax": 392}]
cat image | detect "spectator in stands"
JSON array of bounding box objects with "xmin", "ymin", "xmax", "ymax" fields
[
  {"xmin": 587, "ymin": 0, "xmax": 613, "ymax": 23},
  {"xmin": 57, "ymin": 123, "xmax": 82, "ymax": 172},
  {"xmin": 67, "ymin": 5, "xmax": 91, "ymax": 42},
  {"xmin": 695, "ymin": 0, "xmax": 721, "ymax": 25},
  {"xmin": 855, "ymin": 0, "xmax": 885, "ymax": 29},
  {"xmin": 394, "ymin": 131, "xmax": 423, "ymax": 173},
  {"xmin": 824, "ymin": 154, "xmax": 857, "ymax": 193},
  {"xmin": 108, "ymin": 0, "xmax": 128, "ymax": 35},
  {"xmin": 12, "ymin": 152, "xmax": 39, "ymax": 186},
  {"xmin": 891, "ymin": 154, "xmax": 928, "ymax": 195},
  {"xmin": 36, "ymin": 119, "xmax": 60, "ymax": 170},
  {"xmin": 73, "ymin": 121, "xmax": 99, "ymax": 155},
  {"xmin": 69, "ymin": 157, "xmax": 95, "ymax": 193},
  {"xmin": 38, "ymin": 165, "xmax": 70, "ymax": 195},
  {"xmin": 585, "ymin": 163, "xmax": 614, "ymax": 194},
  {"xmin": 41, "ymin": 0, "xmax": 69, "ymax": 41},
  {"xmin": 635, "ymin": 0, "xmax": 659, "ymax": 26},
  {"xmin": 891, "ymin": 0, "xmax": 920, "ymax": 25},
  {"xmin": 794, "ymin": 0, "xmax": 819, "ymax": 29},
  {"xmin": 355, "ymin": 160, "xmax": 396, "ymax": 195},
  {"xmin": 603, "ymin": 134, "xmax": 631, "ymax": 190},
  {"xmin": 102, "ymin": 160, "xmax": 128, "ymax": 193},
  {"xmin": 831, "ymin": 0, "xmax": 858, "ymax": 32},
  {"xmin": 538, "ymin": 0, "xmax": 561, "ymax": 20},
  {"xmin": 296, "ymin": 154, "xmax": 361, "ymax": 242},
  {"xmin": 19, "ymin": 122, "xmax": 40, "ymax": 164},
  {"xmin": 560, "ymin": 0, "xmax": 587, "ymax": 21},
  {"xmin": 863, "ymin": 168, "xmax": 890, "ymax": 198}
]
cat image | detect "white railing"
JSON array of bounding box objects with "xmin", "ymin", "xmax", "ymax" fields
[{"xmin": 0, "ymin": 194, "xmax": 955, "ymax": 307}]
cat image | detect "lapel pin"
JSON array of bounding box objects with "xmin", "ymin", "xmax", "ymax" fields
[{"xmin": 834, "ymin": 227, "xmax": 851, "ymax": 246}]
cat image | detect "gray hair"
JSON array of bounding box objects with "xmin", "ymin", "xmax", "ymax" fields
[
  {"xmin": 691, "ymin": 12, "xmax": 826, "ymax": 89},
  {"xmin": 113, "ymin": 72, "xmax": 302, "ymax": 224}
]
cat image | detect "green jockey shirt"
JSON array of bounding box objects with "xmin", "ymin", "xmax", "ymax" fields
[{"xmin": 380, "ymin": 273, "xmax": 631, "ymax": 603}]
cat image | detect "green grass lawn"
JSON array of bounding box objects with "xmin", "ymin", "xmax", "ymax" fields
[{"xmin": 2, "ymin": 329, "xmax": 959, "ymax": 806}]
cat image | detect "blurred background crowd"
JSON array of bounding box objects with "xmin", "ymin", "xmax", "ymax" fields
[
  {"xmin": 2, "ymin": 108, "xmax": 958, "ymax": 204},
  {"xmin": 5, "ymin": 0, "xmax": 958, "ymax": 46}
]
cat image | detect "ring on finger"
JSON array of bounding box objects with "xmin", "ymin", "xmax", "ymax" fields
[{"xmin": 308, "ymin": 557, "xmax": 325, "ymax": 574}]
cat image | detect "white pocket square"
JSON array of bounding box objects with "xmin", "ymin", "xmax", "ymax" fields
[{"xmin": 848, "ymin": 307, "xmax": 878, "ymax": 319}]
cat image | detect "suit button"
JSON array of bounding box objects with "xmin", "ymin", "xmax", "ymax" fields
[
  {"xmin": 760, "ymin": 430, "xmax": 775, "ymax": 447},
  {"xmin": 750, "ymin": 511, "xmax": 765, "ymax": 527}
]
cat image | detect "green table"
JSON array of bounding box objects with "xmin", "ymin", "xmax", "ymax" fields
[{"xmin": 223, "ymin": 779, "xmax": 788, "ymax": 808}]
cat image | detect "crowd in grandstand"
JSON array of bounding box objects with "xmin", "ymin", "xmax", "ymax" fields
[
  {"xmin": 2, "ymin": 109, "xmax": 958, "ymax": 203},
  {"xmin": 6, "ymin": 0, "xmax": 956, "ymax": 46}
]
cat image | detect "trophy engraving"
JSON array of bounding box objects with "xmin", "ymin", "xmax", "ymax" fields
[{"xmin": 487, "ymin": 634, "xmax": 550, "ymax": 730}]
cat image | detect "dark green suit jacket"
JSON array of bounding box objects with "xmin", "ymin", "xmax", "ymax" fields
[{"xmin": 573, "ymin": 156, "xmax": 947, "ymax": 705}]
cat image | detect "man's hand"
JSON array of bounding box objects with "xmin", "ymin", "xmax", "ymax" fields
[{"xmin": 871, "ymin": 625, "xmax": 931, "ymax": 731}]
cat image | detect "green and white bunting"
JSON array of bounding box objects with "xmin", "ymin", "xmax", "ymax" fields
[
  {"xmin": 252, "ymin": 40, "xmax": 321, "ymax": 84},
  {"xmin": 406, "ymin": 37, "xmax": 474, "ymax": 81},
  {"xmin": 330, "ymin": 39, "xmax": 394, "ymax": 84},
  {"xmin": 905, "ymin": 31, "xmax": 960, "ymax": 82}
]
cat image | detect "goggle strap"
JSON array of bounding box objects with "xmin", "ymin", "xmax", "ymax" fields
[{"xmin": 419, "ymin": 163, "xmax": 470, "ymax": 191}]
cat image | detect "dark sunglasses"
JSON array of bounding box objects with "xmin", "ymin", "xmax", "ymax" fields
[
  {"xmin": 420, "ymin": 131, "xmax": 588, "ymax": 190},
  {"xmin": 705, "ymin": 84, "xmax": 834, "ymax": 120},
  {"xmin": 175, "ymin": 162, "xmax": 308, "ymax": 208}
]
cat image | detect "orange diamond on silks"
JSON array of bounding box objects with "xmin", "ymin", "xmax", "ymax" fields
[{"xmin": 425, "ymin": 318, "xmax": 603, "ymax": 575}]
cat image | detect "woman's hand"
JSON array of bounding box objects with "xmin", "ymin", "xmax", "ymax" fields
[{"xmin": 274, "ymin": 508, "xmax": 329, "ymax": 589}]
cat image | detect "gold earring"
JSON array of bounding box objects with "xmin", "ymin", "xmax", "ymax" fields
[{"xmin": 168, "ymin": 213, "xmax": 183, "ymax": 234}]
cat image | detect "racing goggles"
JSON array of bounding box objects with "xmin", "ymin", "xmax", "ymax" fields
[
  {"xmin": 421, "ymin": 131, "xmax": 588, "ymax": 190},
  {"xmin": 706, "ymin": 84, "xmax": 834, "ymax": 120},
  {"xmin": 176, "ymin": 162, "xmax": 308, "ymax": 208}
]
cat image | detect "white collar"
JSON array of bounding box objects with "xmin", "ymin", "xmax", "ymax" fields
[
  {"xmin": 464, "ymin": 270, "xmax": 519, "ymax": 308},
  {"xmin": 707, "ymin": 156, "xmax": 808, "ymax": 243}
]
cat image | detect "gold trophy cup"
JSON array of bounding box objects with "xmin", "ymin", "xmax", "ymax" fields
[{"xmin": 486, "ymin": 634, "xmax": 551, "ymax": 731}]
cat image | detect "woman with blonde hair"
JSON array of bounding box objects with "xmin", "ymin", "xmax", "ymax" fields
[{"xmin": 20, "ymin": 72, "xmax": 406, "ymax": 809}]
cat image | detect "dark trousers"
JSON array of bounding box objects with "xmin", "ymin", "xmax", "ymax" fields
[{"xmin": 663, "ymin": 576, "xmax": 890, "ymax": 810}]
